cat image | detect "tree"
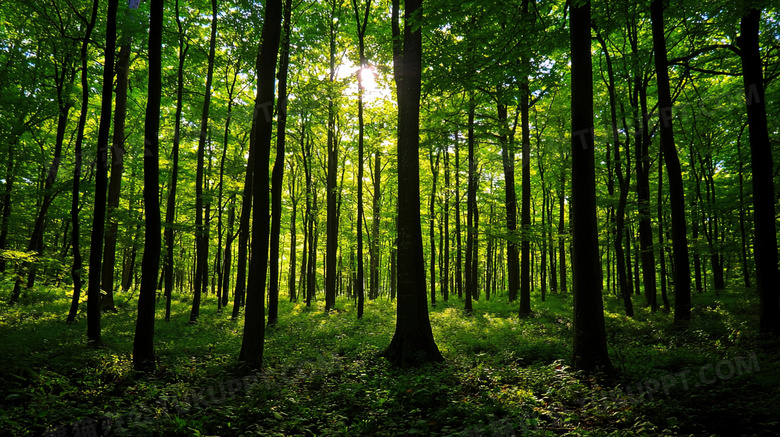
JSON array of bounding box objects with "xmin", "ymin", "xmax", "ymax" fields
[
  {"xmin": 101, "ymin": 39, "xmax": 131, "ymax": 313},
  {"xmin": 650, "ymin": 0, "xmax": 691, "ymax": 323},
  {"xmin": 239, "ymin": 0, "xmax": 284, "ymax": 367},
  {"xmin": 268, "ymin": 0, "xmax": 293, "ymax": 326},
  {"xmin": 190, "ymin": 0, "xmax": 218, "ymax": 324},
  {"xmin": 86, "ymin": 0, "xmax": 118, "ymax": 341},
  {"xmin": 133, "ymin": 0, "xmax": 164, "ymax": 372},
  {"xmin": 381, "ymin": 0, "xmax": 443, "ymax": 366},
  {"xmin": 164, "ymin": 0, "xmax": 188, "ymax": 322},
  {"xmin": 569, "ymin": 0, "xmax": 612, "ymax": 373},
  {"xmin": 739, "ymin": 7, "xmax": 779, "ymax": 335},
  {"xmin": 66, "ymin": 0, "xmax": 99, "ymax": 327},
  {"xmin": 353, "ymin": 0, "xmax": 372, "ymax": 318}
]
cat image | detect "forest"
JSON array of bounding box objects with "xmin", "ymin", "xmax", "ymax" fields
[{"xmin": 1, "ymin": 0, "xmax": 779, "ymax": 435}]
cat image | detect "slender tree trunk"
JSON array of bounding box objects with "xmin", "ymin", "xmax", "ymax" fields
[
  {"xmin": 498, "ymin": 102, "xmax": 519, "ymax": 303},
  {"xmin": 165, "ymin": 1, "xmax": 187, "ymax": 322},
  {"xmin": 465, "ymin": 101, "xmax": 476, "ymax": 314},
  {"xmin": 268, "ymin": 0, "xmax": 293, "ymax": 326},
  {"xmin": 735, "ymin": 127, "xmax": 751, "ymax": 288},
  {"xmin": 189, "ymin": 0, "xmax": 218, "ymax": 324},
  {"xmin": 133, "ymin": 0, "xmax": 163, "ymax": 372},
  {"xmin": 429, "ymin": 149, "xmax": 440, "ymax": 306},
  {"xmin": 651, "ymin": 0, "xmax": 691, "ymax": 323},
  {"xmin": 570, "ymin": 0, "xmax": 612, "ymax": 373},
  {"xmin": 558, "ymin": 168, "xmax": 567, "ymax": 293},
  {"xmin": 86, "ymin": 0, "xmax": 118, "ymax": 339},
  {"xmin": 519, "ymin": 83, "xmax": 531, "ymax": 315},
  {"xmin": 101, "ymin": 41, "xmax": 130, "ymax": 312},
  {"xmin": 636, "ymin": 76, "xmax": 657, "ymax": 310},
  {"xmin": 455, "ymin": 132, "xmax": 463, "ymax": 299},
  {"xmin": 740, "ymin": 8, "xmax": 780, "ymax": 335},
  {"xmin": 67, "ymin": 0, "xmax": 99, "ymax": 325},
  {"xmin": 658, "ymin": 149, "xmax": 670, "ymax": 311},
  {"xmin": 442, "ymin": 145, "xmax": 450, "ymax": 301},
  {"xmin": 325, "ymin": 0, "xmax": 341, "ymax": 313}
]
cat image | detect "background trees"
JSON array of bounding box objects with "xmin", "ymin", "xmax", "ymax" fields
[{"xmin": 0, "ymin": 0, "xmax": 777, "ymax": 372}]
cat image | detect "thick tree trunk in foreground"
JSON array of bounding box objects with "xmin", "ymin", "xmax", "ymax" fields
[
  {"xmin": 569, "ymin": 0, "xmax": 612, "ymax": 373},
  {"xmin": 382, "ymin": 0, "xmax": 443, "ymax": 366},
  {"xmin": 740, "ymin": 8, "xmax": 780, "ymax": 335},
  {"xmin": 133, "ymin": 0, "xmax": 163, "ymax": 372},
  {"xmin": 239, "ymin": 0, "xmax": 283, "ymax": 367}
]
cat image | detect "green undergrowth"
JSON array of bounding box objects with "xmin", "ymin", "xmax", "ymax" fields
[{"xmin": 1, "ymin": 284, "xmax": 778, "ymax": 436}]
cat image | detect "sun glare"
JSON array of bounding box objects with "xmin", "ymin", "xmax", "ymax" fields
[{"xmin": 358, "ymin": 66, "xmax": 377, "ymax": 92}]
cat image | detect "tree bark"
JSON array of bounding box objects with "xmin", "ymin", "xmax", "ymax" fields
[
  {"xmin": 190, "ymin": 0, "xmax": 218, "ymax": 324},
  {"xmin": 650, "ymin": 0, "xmax": 691, "ymax": 323},
  {"xmin": 101, "ymin": 40, "xmax": 129, "ymax": 313},
  {"xmin": 269, "ymin": 0, "xmax": 293, "ymax": 325},
  {"xmin": 239, "ymin": 0, "xmax": 283, "ymax": 367},
  {"xmin": 740, "ymin": 8, "xmax": 780, "ymax": 335},
  {"xmin": 164, "ymin": 0, "xmax": 187, "ymax": 322},
  {"xmin": 382, "ymin": 0, "xmax": 443, "ymax": 366},
  {"xmin": 133, "ymin": 0, "xmax": 164, "ymax": 372},
  {"xmin": 570, "ymin": 0, "xmax": 612, "ymax": 373}
]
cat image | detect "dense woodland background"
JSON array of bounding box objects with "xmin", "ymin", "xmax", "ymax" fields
[{"xmin": 1, "ymin": 0, "xmax": 780, "ymax": 435}]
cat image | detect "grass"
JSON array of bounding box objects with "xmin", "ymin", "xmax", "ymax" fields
[{"xmin": 1, "ymin": 282, "xmax": 779, "ymax": 436}]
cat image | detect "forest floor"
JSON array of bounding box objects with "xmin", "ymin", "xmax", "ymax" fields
[{"xmin": 1, "ymin": 283, "xmax": 779, "ymax": 436}]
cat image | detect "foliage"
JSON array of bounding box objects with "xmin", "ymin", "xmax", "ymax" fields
[{"xmin": 1, "ymin": 288, "xmax": 778, "ymax": 436}]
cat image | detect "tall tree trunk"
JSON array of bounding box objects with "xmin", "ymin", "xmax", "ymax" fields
[
  {"xmin": 288, "ymin": 164, "xmax": 299, "ymax": 302},
  {"xmin": 558, "ymin": 165, "xmax": 567, "ymax": 293},
  {"xmin": 740, "ymin": 8, "xmax": 780, "ymax": 335},
  {"xmin": 268, "ymin": 0, "xmax": 293, "ymax": 325},
  {"xmin": 222, "ymin": 202, "xmax": 235, "ymax": 308},
  {"xmin": 465, "ymin": 100, "xmax": 476, "ymax": 314},
  {"xmin": 133, "ymin": 0, "xmax": 163, "ymax": 372},
  {"xmin": 429, "ymin": 149, "xmax": 440, "ymax": 306},
  {"xmin": 519, "ymin": 83, "xmax": 532, "ymax": 315},
  {"xmin": 0, "ymin": 146, "xmax": 14, "ymax": 273},
  {"xmin": 636, "ymin": 73, "xmax": 657, "ymax": 311},
  {"xmin": 658, "ymin": 149, "xmax": 670, "ymax": 311},
  {"xmin": 650, "ymin": 0, "xmax": 691, "ymax": 323},
  {"xmin": 498, "ymin": 102, "xmax": 519, "ymax": 303},
  {"xmin": 382, "ymin": 0, "xmax": 443, "ymax": 366},
  {"xmin": 353, "ymin": 0, "xmax": 372, "ymax": 317},
  {"xmin": 595, "ymin": 27, "xmax": 633, "ymax": 318},
  {"xmin": 239, "ymin": 0, "xmax": 283, "ymax": 367},
  {"xmin": 442, "ymin": 145, "xmax": 450, "ymax": 301},
  {"xmin": 735, "ymin": 127, "xmax": 751, "ymax": 288},
  {"xmin": 570, "ymin": 0, "xmax": 612, "ymax": 373},
  {"xmin": 190, "ymin": 0, "xmax": 218, "ymax": 324},
  {"xmin": 86, "ymin": 0, "xmax": 118, "ymax": 339},
  {"xmin": 101, "ymin": 41, "xmax": 130, "ymax": 312},
  {"xmin": 325, "ymin": 0, "xmax": 341, "ymax": 313},
  {"xmin": 66, "ymin": 0, "xmax": 99, "ymax": 325},
  {"xmin": 165, "ymin": 0, "xmax": 187, "ymax": 322},
  {"xmin": 454, "ymin": 131, "xmax": 463, "ymax": 299}
]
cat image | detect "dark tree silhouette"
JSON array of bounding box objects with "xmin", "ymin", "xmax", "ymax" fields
[
  {"xmin": 239, "ymin": 0, "xmax": 283, "ymax": 367},
  {"xmin": 133, "ymin": 0, "xmax": 164, "ymax": 372},
  {"xmin": 381, "ymin": 0, "xmax": 443, "ymax": 366},
  {"xmin": 569, "ymin": 0, "xmax": 613, "ymax": 373},
  {"xmin": 739, "ymin": 8, "xmax": 780, "ymax": 335}
]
